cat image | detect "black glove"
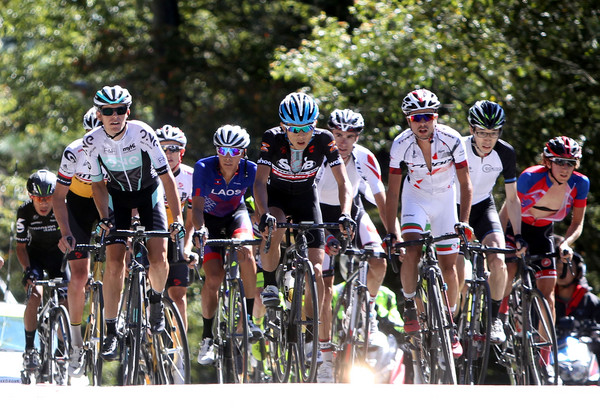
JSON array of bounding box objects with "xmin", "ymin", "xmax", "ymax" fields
[
  {"xmin": 338, "ymin": 213, "xmax": 356, "ymax": 233},
  {"xmin": 22, "ymin": 267, "xmax": 39, "ymax": 287},
  {"xmin": 169, "ymin": 222, "xmax": 186, "ymax": 240},
  {"xmin": 258, "ymin": 213, "xmax": 276, "ymax": 233},
  {"xmin": 95, "ymin": 217, "xmax": 113, "ymax": 235},
  {"xmin": 514, "ymin": 234, "xmax": 528, "ymax": 250}
]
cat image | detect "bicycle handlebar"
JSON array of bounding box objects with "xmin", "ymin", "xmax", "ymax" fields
[
  {"xmin": 205, "ymin": 238, "xmax": 262, "ymax": 248},
  {"xmin": 343, "ymin": 246, "xmax": 387, "ymax": 259}
]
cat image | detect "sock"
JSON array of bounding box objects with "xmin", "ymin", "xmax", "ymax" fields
[
  {"xmin": 202, "ymin": 317, "xmax": 214, "ymax": 339},
  {"xmin": 263, "ymin": 270, "xmax": 276, "ymax": 287},
  {"xmin": 25, "ymin": 330, "xmax": 36, "ymax": 350},
  {"xmin": 491, "ymin": 299, "xmax": 502, "ymax": 320},
  {"xmin": 403, "ymin": 290, "xmax": 417, "ymax": 300},
  {"xmin": 499, "ymin": 296, "xmax": 509, "ymax": 315},
  {"xmin": 319, "ymin": 339, "xmax": 333, "ymax": 362},
  {"xmin": 70, "ymin": 323, "xmax": 83, "ymax": 347},
  {"xmin": 246, "ymin": 298, "xmax": 255, "ymax": 320},
  {"xmin": 149, "ymin": 288, "xmax": 163, "ymax": 304},
  {"xmin": 106, "ymin": 318, "xmax": 117, "ymax": 336}
]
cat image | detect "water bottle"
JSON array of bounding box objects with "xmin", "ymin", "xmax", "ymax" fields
[{"xmin": 283, "ymin": 270, "xmax": 294, "ymax": 309}]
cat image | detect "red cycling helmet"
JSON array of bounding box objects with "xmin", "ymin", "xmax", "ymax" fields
[{"xmin": 543, "ymin": 136, "xmax": 582, "ymax": 159}]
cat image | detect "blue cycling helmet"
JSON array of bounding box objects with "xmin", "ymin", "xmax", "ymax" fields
[{"xmin": 278, "ymin": 92, "xmax": 319, "ymax": 125}]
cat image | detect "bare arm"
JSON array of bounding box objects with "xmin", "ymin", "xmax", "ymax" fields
[
  {"xmin": 373, "ymin": 191, "xmax": 399, "ymax": 234},
  {"xmin": 385, "ymin": 172, "xmax": 403, "ymax": 237},
  {"xmin": 91, "ymin": 181, "xmax": 110, "ymax": 220},
  {"xmin": 191, "ymin": 196, "xmax": 206, "ymax": 231},
  {"xmin": 456, "ymin": 166, "xmax": 473, "ymax": 223},
  {"xmin": 504, "ymin": 182, "xmax": 522, "ymax": 235},
  {"xmin": 253, "ymin": 164, "xmax": 271, "ymax": 218},
  {"xmin": 52, "ymin": 183, "xmax": 74, "ymax": 252},
  {"xmin": 331, "ymin": 163, "xmax": 353, "ymax": 216},
  {"xmin": 16, "ymin": 242, "xmax": 30, "ymax": 271},
  {"xmin": 562, "ymin": 206, "xmax": 586, "ymax": 249}
]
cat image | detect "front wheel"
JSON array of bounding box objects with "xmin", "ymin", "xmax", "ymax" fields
[
  {"xmin": 84, "ymin": 282, "xmax": 104, "ymax": 386},
  {"xmin": 156, "ymin": 296, "xmax": 191, "ymax": 384},
  {"xmin": 49, "ymin": 305, "xmax": 71, "ymax": 385}
]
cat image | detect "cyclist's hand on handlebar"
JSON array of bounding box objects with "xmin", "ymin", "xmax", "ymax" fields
[
  {"xmin": 338, "ymin": 213, "xmax": 356, "ymax": 238},
  {"xmin": 383, "ymin": 233, "xmax": 405, "ymax": 262},
  {"xmin": 58, "ymin": 235, "xmax": 75, "ymax": 254},
  {"xmin": 95, "ymin": 218, "xmax": 113, "ymax": 235},
  {"xmin": 325, "ymin": 234, "xmax": 341, "ymax": 256},
  {"xmin": 21, "ymin": 267, "xmax": 39, "ymax": 288},
  {"xmin": 559, "ymin": 243, "xmax": 573, "ymax": 262},
  {"xmin": 169, "ymin": 222, "xmax": 185, "ymax": 242},
  {"xmin": 514, "ymin": 233, "xmax": 528, "ymax": 257},
  {"xmin": 186, "ymin": 251, "xmax": 199, "ymax": 268},
  {"xmin": 454, "ymin": 222, "xmax": 474, "ymax": 242},
  {"xmin": 193, "ymin": 227, "xmax": 208, "ymax": 248},
  {"xmin": 258, "ymin": 213, "xmax": 276, "ymax": 237}
]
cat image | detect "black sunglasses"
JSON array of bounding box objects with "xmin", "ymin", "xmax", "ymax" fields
[{"xmin": 100, "ymin": 106, "xmax": 128, "ymax": 116}]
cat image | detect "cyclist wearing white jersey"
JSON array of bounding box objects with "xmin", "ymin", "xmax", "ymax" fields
[
  {"xmin": 83, "ymin": 85, "xmax": 184, "ymax": 360},
  {"xmin": 316, "ymin": 108, "xmax": 396, "ymax": 382},
  {"xmin": 53, "ymin": 107, "xmax": 102, "ymax": 377},
  {"xmin": 385, "ymin": 89, "xmax": 473, "ymax": 358},
  {"xmin": 456, "ymin": 101, "xmax": 526, "ymax": 344},
  {"xmin": 156, "ymin": 124, "xmax": 196, "ymax": 331}
]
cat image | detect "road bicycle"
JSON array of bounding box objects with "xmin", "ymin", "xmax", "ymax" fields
[
  {"xmin": 493, "ymin": 251, "xmax": 560, "ymax": 385},
  {"xmin": 202, "ymin": 237, "xmax": 262, "ymax": 383},
  {"xmin": 263, "ymin": 221, "xmax": 339, "ymax": 383},
  {"xmin": 21, "ymin": 278, "xmax": 71, "ymax": 385},
  {"xmin": 387, "ymin": 231, "xmax": 465, "ymax": 384},
  {"xmin": 110, "ymin": 225, "xmax": 190, "ymax": 385},
  {"xmin": 455, "ymin": 242, "xmax": 513, "ymax": 385},
  {"xmin": 331, "ymin": 245, "xmax": 386, "ymax": 383}
]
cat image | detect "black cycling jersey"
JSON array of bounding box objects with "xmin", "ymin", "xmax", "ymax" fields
[
  {"xmin": 16, "ymin": 201, "xmax": 61, "ymax": 250},
  {"xmin": 257, "ymin": 126, "xmax": 342, "ymax": 194}
]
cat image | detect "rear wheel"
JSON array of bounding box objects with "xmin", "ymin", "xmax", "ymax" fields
[{"xmin": 157, "ymin": 297, "xmax": 191, "ymax": 384}]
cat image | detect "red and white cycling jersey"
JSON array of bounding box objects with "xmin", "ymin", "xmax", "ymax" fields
[{"xmin": 389, "ymin": 124, "xmax": 468, "ymax": 195}]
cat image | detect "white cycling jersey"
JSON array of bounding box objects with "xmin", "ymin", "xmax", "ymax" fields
[
  {"xmin": 57, "ymin": 138, "xmax": 95, "ymax": 198},
  {"xmin": 316, "ymin": 144, "xmax": 384, "ymax": 206},
  {"xmin": 389, "ymin": 123, "xmax": 468, "ymax": 195},
  {"xmin": 164, "ymin": 163, "xmax": 193, "ymax": 225}
]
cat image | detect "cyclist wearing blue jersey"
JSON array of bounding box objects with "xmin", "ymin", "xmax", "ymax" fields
[
  {"xmin": 84, "ymin": 85, "xmax": 184, "ymax": 360},
  {"xmin": 192, "ymin": 125, "xmax": 259, "ymax": 365},
  {"xmin": 254, "ymin": 92, "xmax": 354, "ymax": 374}
]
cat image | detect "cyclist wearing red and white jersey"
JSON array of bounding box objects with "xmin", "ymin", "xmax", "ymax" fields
[
  {"xmin": 385, "ymin": 89, "xmax": 473, "ymax": 357},
  {"xmin": 455, "ymin": 101, "xmax": 525, "ymax": 345},
  {"xmin": 156, "ymin": 124, "xmax": 195, "ymax": 331},
  {"xmin": 315, "ymin": 108, "xmax": 397, "ymax": 382},
  {"xmin": 192, "ymin": 125, "xmax": 259, "ymax": 365},
  {"xmin": 83, "ymin": 86, "xmax": 184, "ymax": 360},
  {"xmin": 52, "ymin": 107, "xmax": 102, "ymax": 377},
  {"xmin": 254, "ymin": 93, "xmax": 354, "ymax": 370}
]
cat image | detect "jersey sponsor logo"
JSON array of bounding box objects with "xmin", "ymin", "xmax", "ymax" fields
[
  {"xmin": 123, "ymin": 143, "xmax": 136, "ymax": 152},
  {"xmin": 481, "ymin": 163, "xmax": 502, "ymax": 173},
  {"xmin": 103, "ymin": 155, "xmax": 140, "ymax": 168},
  {"xmin": 63, "ymin": 150, "xmax": 77, "ymax": 163},
  {"xmin": 328, "ymin": 140, "xmax": 337, "ymax": 152},
  {"xmin": 16, "ymin": 218, "xmax": 25, "ymax": 234},
  {"xmin": 276, "ymin": 158, "xmax": 291, "ymax": 171},
  {"xmin": 261, "ymin": 142, "xmax": 270, "ymax": 152},
  {"xmin": 210, "ymin": 188, "xmax": 244, "ymax": 196}
]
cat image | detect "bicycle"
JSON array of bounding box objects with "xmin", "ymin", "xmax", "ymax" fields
[
  {"xmin": 493, "ymin": 250, "xmax": 560, "ymax": 385},
  {"xmin": 201, "ymin": 237, "xmax": 262, "ymax": 384},
  {"xmin": 263, "ymin": 221, "xmax": 339, "ymax": 383},
  {"xmin": 21, "ymin": 278, "xmax": 71, "ymax": 385},
  {"xmin": 455, "ymin": 242, "xmax": 513, "ymax": 385},
  {"xmin": 331, "ymin": 245, "xmax": 387, "ymax": 383},
  {"xmin": 387, "ymin": 231, "xmax": 464, "ymax": 384},
  {"xmin": 110, "ymin": 225, "xmax": 190, "ymax": 385}
]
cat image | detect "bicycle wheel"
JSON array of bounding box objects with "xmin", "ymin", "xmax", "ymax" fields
[
  {"xmin": 426, "ymin": 269, "xmax": 457, "ymax": 384},
  {"xmin": 119, "ymin": 273, "xmax": 143, "ymax": 385},
  {"xmin": 290, "ymin": 258, "xmax": 319, "ymax": 383},
  {"xmin": 264, "ymin": 303, "xmax": 292, "ymax": 382},
  {"xmin": 84, "ymin": 282, "xmax": 104, "ymax": 386},
  {"xmin": 332, "ymin": 283, "xmax": 351, "ymax": 381},
  {"xmin": 156, "ymin": 296, "xmax": 191, "ymax": 384},
  {"xmin": 522, "ymin": 288, "xmax": 559, "ymax": 385},
  {"xmin": 49, "ymin": 305, "xmax": 71, "ymax": 385},
  {"xmin": 456, "ymin": 279, "xmax": 491, "ymax": 385},
  {"xmin": 215, "ymin": 277, "xmax": 249, "ymax": 383}
]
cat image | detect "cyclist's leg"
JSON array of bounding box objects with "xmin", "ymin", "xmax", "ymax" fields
[
  {"xmin": 231, "ymin": 206, "xmax": 258, "ymax": 328},
  {"xmin": 166, "ymin": 274, "xmax": 189, "ymax": 331}
]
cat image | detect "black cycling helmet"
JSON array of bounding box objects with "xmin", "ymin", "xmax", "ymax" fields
[
  {"xmin": 544, "ymin": 136, "xmax": 582, "ymax": 159},
  {"xmin": 27, "ymin": 170, "xmax": 57, "ymax": 197},
  {"xmin": 468, "ymin": 100, "xmax": 506, "ymax": 130}
]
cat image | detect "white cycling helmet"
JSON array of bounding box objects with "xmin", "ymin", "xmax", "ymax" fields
[
  {"xmin": 83, "ymin": 107, "xmax": 102, "ymax": 131},
  {"xmin": 401, "ymin": 89, "xmax": 441, "ymax": 115},
  {"xmin": 93, "ymin": 85, "xmax": 132, "ymax": 107},
  {"xmin": 213, "ymin": 125, "xmax": 250, "ymax": 148},
  {"xmin": 328, "ymin": 109, "xmax": 365, "ymax": 133},
  {"xmin": 155, "ymin": 124, "xmax": 187, "ymax": 148}
]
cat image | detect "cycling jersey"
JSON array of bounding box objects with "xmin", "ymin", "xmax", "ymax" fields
[
  {"xmin": 389, "ymin": 124, "xmax": 468, "ymax": 195},
  {"xmin": 518, "ymin": 165, "xmax": 589, "ymax": 227},
  {"xmin": 16, "ymin": 201, "xmax": 61, "ymax": 250},
  {"xmin": 317, "ymin": 144, "xmax": 384, "ymax": 206},
  {"xmin": 165, "ymin": 164, "xmax": 193, "ymax": 225},
  {"xmin": 57, "ymin": 138, "xmax": 95, "ymax": 198},
  {"xmin": 258, "ymin": 126, "xmax": 342, "ymax": 194},
  {"xmin": 192, "ymin": 156, "xmax": 257, "ymax": 218},
  {"xmin": 83, "ymin": 120, "xmax": 169, "ymax": 192},
  {"xmin": 458, "ymin": 136, "xmax": 517, "ymax": 205}
]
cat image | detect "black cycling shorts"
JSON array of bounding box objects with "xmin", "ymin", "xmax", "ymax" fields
[{"xmin": 66, "ymin": 191, "xmax": 100, "ymax": 260}]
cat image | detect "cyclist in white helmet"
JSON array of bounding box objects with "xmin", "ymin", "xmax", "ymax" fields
[
  {"xmin": 192, "ymin": 124, "xmax": 260, "ymax": 365},
  {"xmin": 385, "ymin": 88, "xmax": 473, "ymax": 359},
  {"xmin": 52, "ymin": 107, "xmax": 102, "ymax": 377},
  {"xmin": 315, "ymin": 108, "xmax": 399, "ymax": 382},
  {"xmin": 155, "ymin": 124, "xmax": 196, "ymax": 331},
  {"xmin": 83, "ymin": 85, "xmax": 184, "ymax": 361}
]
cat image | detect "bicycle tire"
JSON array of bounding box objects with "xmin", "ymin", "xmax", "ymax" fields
[
  {"xmin": 290, "ymin": 258, "xmax": 319, "ymax": 383},
  {"xmin": 265, "ymin": 305, "xmax": 292, "ymax": 382},
  {"xmin": 332, "ymin": 283, "xmax": 351, "ymax": 381},
  {"xmin": 157, "ymin": 296, "xmax": 191, "ymax": 384},
  {"xmin": 426, "ymin": 269, "xmax": 457, "ymax": 384},
  {"xmin": 49, "ymin": 305, "xmax": 71, "ymax": 385},
  {"xmin": 119, "ymin": 272, "xmax": 143, "ymax": 385},
  {"xmin": 84, "ymin": 282, "xmax": 104, "ymax": 386},
  {"xmin": 523, "ymin": 288, "xmax": 559, "ymax": 385},
  {"xmin": 456, "ymin": 279, "xmax": 491, "ymax": 385}
]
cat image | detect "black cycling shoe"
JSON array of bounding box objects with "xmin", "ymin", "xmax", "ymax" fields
[
  {"xmin": 101, "ymin": 333, "xmax": 119, "ymax": 361},
  {"xmin": 149, "ymin": 301, "xmax": 165, "ymax": 334}
]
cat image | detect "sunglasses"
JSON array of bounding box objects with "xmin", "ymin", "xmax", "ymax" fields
[
  {"xmin": 100, "ymin": 106, "xmax": 128, "ymax": 116},
  {"xmin": 286, "ymin": 124, "xmax": 314, "ymax": 133},
  {"xmin": 551, "ymin": 158, "xmax": 576, "ymax": 167},
  {"xmin": 217, "ymin": 146, "xmax": 244, "ymax": 157},
  {"xmin": 474, "ymin": 129, "xmax": 500, "ymax": 139},
  {"xmin": 407, "ymin": 113, "xmax": 438, "ymax": 122},
  {"xmin": 31, "ymin": 196, "xmax": 52, "ymax": 203},
  {"xmin": 161, "ymin": 145, "xmax": 183, "ymax": 153}
]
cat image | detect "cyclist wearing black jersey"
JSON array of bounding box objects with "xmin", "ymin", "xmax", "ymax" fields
[
  {"xmin": 254, "ymin": 92, "xmax": 354, "ymax": 369},
  {"xmin": 53, "ymin": 107, "xmax": 102, "ymax": 377},
  {"xmin": 17, "ymin": 170, "xmax": 65, "ymax": 371},
  {"xmin": 83, "ymin": 86, "xmax": 184, "ymax": 360}
]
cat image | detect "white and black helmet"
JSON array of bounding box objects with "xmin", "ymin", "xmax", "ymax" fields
[
  {"xmin": 328, "ymin": 109, "xmax": 365, "ymax": 133},
  {"xmin": 27, "ymin": 170, "xmax": 57, "ymax": 197},
  {"xmin": 213, "ymin": 125, "xmax": 250, "ymax": 148},
  {"xmin": 93, "ymin": 85, "xmax": 132, "ymax": 107},
  {"xmin": 156, "ymin": 124, "xmax": 187, "ymax": 148},
  {"xmin": 401, "ymin": 89, "xmax": 441, "ymax": 115},
  {"xmin": 279, "ymin": 92, "xmax": 319, "ymax": 125},
  {"xmin": 83, "ymin": 107, "xmax": 102, "ymax": 131}
]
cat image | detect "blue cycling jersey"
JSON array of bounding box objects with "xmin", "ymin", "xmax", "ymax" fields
[{"xmin": 192, "ymin": 156, "xmax": 257, "ymax": 217}]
